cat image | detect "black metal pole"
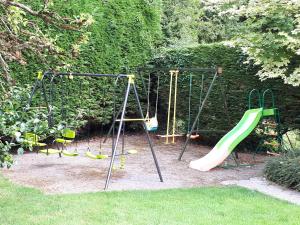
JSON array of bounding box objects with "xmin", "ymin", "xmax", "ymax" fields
[
  {"xmin": 26, "ymin": 78, "xmax": 40, "ymax": 109},
  {"xmin": 48, "ymin": 75, "xmax": 55, "ymax": 127},
  {"xmin": 122, "ymin": 122, "xmax": 125, "ymax": 155},
  {"xmin": 103, "ymin": 106, "xmax": 122, "ymax": 143},
  {"xmin": 44, "ymin": 71, "xmax": 128, "ymax": 78},
  {"xmin": 103, "ymin": 77, "xmax": 126, "ymax": 144},
  {"xmin": 132, "ymin": 83, "xmax": 163, "ymax": 182},
  {"xmin": 104, "ymin": 81, "xmax": 131, "ymax": 190},
  {"xmin": 178, "ymin": 71, "xmax": 218, "ymax": 160},
  {"xmin": 41, "ymin": 80, "xmax": 53, "ymax": 127},
  {"xmin": 136, "ymin": 68, "xmax": 148, "ymax": 100}
]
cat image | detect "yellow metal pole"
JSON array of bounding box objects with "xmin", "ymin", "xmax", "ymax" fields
[
  {"xmin": 172, "ymin": 70, "xmax": 179, "ymax": 143},
  {"xmin": 166, "ymin": 70, "xmax": 174, "ymax": 144}
]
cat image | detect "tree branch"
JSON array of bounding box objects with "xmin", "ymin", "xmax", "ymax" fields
[
  {"xmin": 0, "ymin": 0, "xmax": 79, "ymax": 30},
  {"xmin": 0, "ymin": 53, "xmax": 12, "ymax": 83}
]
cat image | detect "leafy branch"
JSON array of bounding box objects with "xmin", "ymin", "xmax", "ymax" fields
[{"xmin": 0, "ymin": 0, "xmax": 94, "ymax": 84}]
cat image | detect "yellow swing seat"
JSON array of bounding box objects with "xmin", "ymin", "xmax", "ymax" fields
[
  {"xmin": 55, "ymin": 128, "xmax": 75, "ymax": 145},
  {"xmin": 24, "ymin": 140, "xmax": 47, "ymax": 147},
  {"xmin": 62, "ymin": 150, "xmax": 79, "ymax": 156},
  {"xmin": 85, "ymin": 151, "xmax": 108, "ymax": 160},
  {"xmin": 55, "ymin": 138, "xmax": 73, "ymax": 144},
  {"xmin": 24, "ymin": 133, "xmax": 47, "ymax": 147}
]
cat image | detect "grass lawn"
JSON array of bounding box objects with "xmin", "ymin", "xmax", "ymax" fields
[{"xmin": 0, "ymin": 175, "xmax": 299, "ymax": 225}]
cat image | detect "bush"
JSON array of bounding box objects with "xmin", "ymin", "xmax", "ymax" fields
[
  {"xmin": 264, "ymin": 152, "xmax": 300, "ymax": 191},
  {"xmin": 0, "ymin": 84, "xmax": 87, "ymax": 166},
  {"xmin": 0, "ymin": 141, "xmax": 13, "ymax": 168}
]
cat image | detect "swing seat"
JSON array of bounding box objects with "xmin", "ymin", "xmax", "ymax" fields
[
  {"xmin": 127, "ymin": 150, "xmax": 138, "ymax": 154},
  {"xmin": 55, "ymin": 128, "xmax": 76, "ymax": 145},
  {"xmin": 62, "ymin": 150, "xmax": 79, "ymax": 156},
  {"xmin": 24, "ymin": 133, "xmax": 47, "ymax": 147},
  {"xmin": 24, "ymin": 140, "xmax": 47, "ymax": 147},
  {"xmin": 190, "ymin": 134, "xmax": 200, "ymax": 139},
  {"xmin": 146, "ymin": 117, "xmax": 158, "ymax": 132},
  {"xmin": 147, "ymin": 126, "xmax": 158, "ymax": 132},
  {"xmin": 186, "ymin": 133, "xmax": 200, "ymax": 140},
  {"xmin": 39, "ymin": 149, "xmax": 60, "ymax": 154},
  {"xmin": 85, "ymin": 151, "xmax": 108, "ymax": 160},
  {"xmin": 55, "ymin": 138, "xmax": 73, "ymax": 144}
]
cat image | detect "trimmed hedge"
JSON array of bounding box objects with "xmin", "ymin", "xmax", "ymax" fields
[
  {"xmin": 7, "ymin": 0, "xmax": 162, "ymax": 126},
  {"xmin": 12, "ymin": 0, "xmax": 162, "ymax": 82},
  {"xmin": 264, "ymin": 153, "xmax": 300, "ymax": 191},
  {"xmin": 144, "ymin": 43, "xmax": 300, "ymax": 146}
]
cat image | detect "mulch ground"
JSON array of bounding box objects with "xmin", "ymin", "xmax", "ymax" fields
[{"xmin": 1, "ymin": 134, "xmax": 269, "ymax": 194}]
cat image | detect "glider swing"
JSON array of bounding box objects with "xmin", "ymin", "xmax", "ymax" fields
[{"xmin": 54, "ymin": 75, "xmax": 79, "ymax": 157}]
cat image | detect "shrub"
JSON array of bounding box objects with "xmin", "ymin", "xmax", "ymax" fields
[
  {"xmin": 0, "ymin": 84, "xmax": 87, "ymax": 166},
  {"xmin": 0, "ymin": 141, "xmax": 13, "ymax": 168},
  {"xmin": 264, "ymin": 152, "xmax": 300, "ymax": 191}
]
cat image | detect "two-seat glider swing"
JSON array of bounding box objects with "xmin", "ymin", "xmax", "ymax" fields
[{"xmin": 26, "ymin": 71, "xmax": 163, "ymax": 189}]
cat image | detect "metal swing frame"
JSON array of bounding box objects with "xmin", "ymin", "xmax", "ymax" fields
[
  {"xmin": 178, "ymin": 67, "xmax": 223, "ymax": 160},
  {"xmin": 27, "ymin": 71, "xmax": 163, "ymax": 190},
  {"xmin": 135, "ymin": 66, "xmax": 225, "ymax": 150},
  {"xmin": 136, "ymin": 67, "xmax": 222, "ymax": 145}
]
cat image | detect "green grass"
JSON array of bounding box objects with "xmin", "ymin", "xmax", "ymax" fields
[{"xmin": 0, "ymin": 175, "xmax": 299, "ymax": 225}]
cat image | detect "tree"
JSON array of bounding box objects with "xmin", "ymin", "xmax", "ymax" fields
[
  {"xmin": 0, "ymin": 0, "xmax": 93, "ymax": 83},
  {"xmin": 204, "ymin": 0, "xmax": 300, "ymax": 86}
]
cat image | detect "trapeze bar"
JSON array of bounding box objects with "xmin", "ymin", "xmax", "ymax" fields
[
  {"xmin": 44, "ymin": 71, "xmax": 129, "ymax": 78},
  {"xmin": 115, "ymin": 118, "xmax": 147, "ymax": 122}
]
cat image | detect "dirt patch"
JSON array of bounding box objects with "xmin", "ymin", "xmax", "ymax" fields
[{"xmin": 1, "ymin": 134, "xmax": 269, "ymax": 194}]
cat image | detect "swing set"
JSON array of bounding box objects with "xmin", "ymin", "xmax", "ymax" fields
[
  {"xmin": 26, "ymin": 71, "xmax": 163, "ymax": 190},
  {"xmin": 141, "ymin": 67, "xmax": 222, "ymax": 145}
]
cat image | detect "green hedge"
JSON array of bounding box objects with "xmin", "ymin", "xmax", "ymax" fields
[
  {"xmin": 8, "ymin": 0, "xmax": 162, "ymax": 126},
  {"xmin": 13, "ymin": 0, "xmax": 162, "ymax": 81},
  {"xmin": 264, "ymin": 152, "xmax": 300, "ymax": 191},
  {"xmin": 144, "ymin": 43, "xmax": 300, "ymax": 146}
]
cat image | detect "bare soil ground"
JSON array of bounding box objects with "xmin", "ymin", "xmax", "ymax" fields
[{"xmin": 1, "ymin": 134, "xmax": 269, "ymax": 194}]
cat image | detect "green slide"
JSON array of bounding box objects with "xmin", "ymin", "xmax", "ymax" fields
[{"xmin": 190, "ymin": 108, "xmax": 275, "ymax": 171}]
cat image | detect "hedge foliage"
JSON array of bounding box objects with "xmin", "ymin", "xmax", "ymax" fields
[
  {"xmin": 264, "ymin": 152, "xmax": 300, "ymax": 192},
  {"xmin": 12, "ymin": 0, "xmax": 162, "ymax": 81},
  {"xmin": 7, "ymin": 0, "xmax": 162, "ymax": 126},
  {"xmin": 143, "ymin": 43, "xmax": 300, "ymax": 145}
]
